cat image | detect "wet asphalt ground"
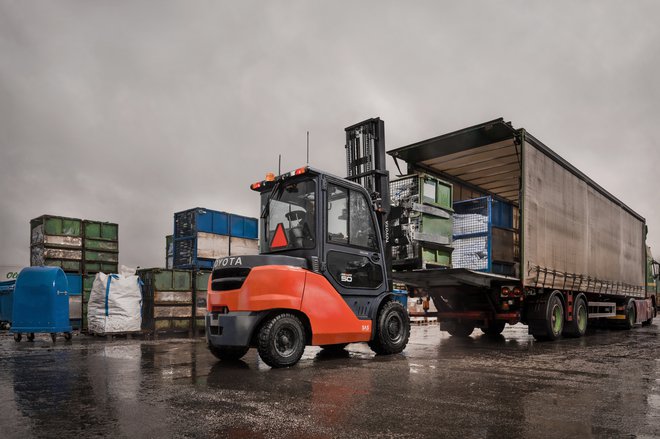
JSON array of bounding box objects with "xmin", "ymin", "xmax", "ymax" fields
[{"xmin": 0, "ymin": 323, "xmax": 659, "ymax": 439}]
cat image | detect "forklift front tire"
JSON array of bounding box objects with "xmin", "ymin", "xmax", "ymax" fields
[
  {"xmin": 368, "ymin": 300, "xmax": 410, "ymax": 355},
  {"xmin": 208, "ymin": 344, "xmax": 250, "ymax": 361}
]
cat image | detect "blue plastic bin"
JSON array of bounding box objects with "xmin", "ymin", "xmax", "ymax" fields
[
  {"xmin": 0, "ymin": 280, "xmax": 15, "ymax": 326},
  {"xmin": 230, "ymin": 214, "xmax": 259, "ymax": 239},
  {"xmin": 174, "ymin": 208, "xmax": 229, "ymax": 238},
  {"xmin": 11, "ymin": 267, "xmax": 72, "ymax": 341},
  {"xmin": 392, "ymin": 289, "xmax": 408, "ymax": 309}
]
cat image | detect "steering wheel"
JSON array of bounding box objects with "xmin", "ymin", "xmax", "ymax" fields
[{"xmin": 285, "ymin": 210, "xmax": 306, "ymax": 222}]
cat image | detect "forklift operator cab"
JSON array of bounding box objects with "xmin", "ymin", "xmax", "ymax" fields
[
  {"xmin": 206, "ymin": 166, "xmax": 410, "ymax": 368},
  {"xmin": 259, "ymin": 169, "xmax": 387, "ymax": 313}
]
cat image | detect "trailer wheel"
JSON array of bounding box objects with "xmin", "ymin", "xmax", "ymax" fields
[
  {"xmin": 443, "ymin": 320, "xmax": 476, "ymax": 338},
  {"xmin": 563, "ymin": 294, "xmax": 588, "ymax": 338},
  {"xmin": 257, "ymin": 313, "xmax": 306, "ymax": 368},
  {"xmin": 622, "ymin": 300, "xmax": 636, "ymax": 330},
  {"xmin": 532, "ymin": 292, "xmax": 564, "ymax": 341},
  {"xmin": 208, "ymin": 344, "xmax": 250, "ymax": 361},
  {"xmin": 480, "ymin": 321, "xmax": 506, "ymax": 336},
  {"xmin": 368, "ymin": 301, "xmax": 410, "ymax": 355}
]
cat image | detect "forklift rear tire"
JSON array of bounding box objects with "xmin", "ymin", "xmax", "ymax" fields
[
  {"xmin": 257, "ymin": 313, "xmax": 306, "ymax": 368},
  {"xmin": 444, "ymin": 320, "xmax": 475, "ymax": 338},
  {"xmin": 368, "ymin": 300, "xmax": 410, "ymax": 355},
  {"xmin": 208, "ymin": 344, "xmax": 249, "ymax": 361},
  {"xmin": 480, "ymin": 321, "xmax": 506, "ymax": 336}
]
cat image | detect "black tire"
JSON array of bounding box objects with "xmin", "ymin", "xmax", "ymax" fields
[
  {"xmin": 444, "ymin": 320, "xmax": 476, "ymax": 338},
  {"xmin": 257, "ymin": 313, "xmax": 306, "ymax": 368},
  {"xmin": 51, "ymin": 333, "xmax": 57, "ymax": 343},
  {"xmin": 368, "ymin": 301, "xmax": 410, "ymax": 355},
  {"xmin": 27, "ymin": 333, "xmax": 35, "ymax": 342},
  {"xmin": 64, "ymin": 332, "xmax": 72, "ymax": 341},
  {"xmin": 320, "ymin": 343, "xmax": 348, "ymax": 352},
  {"xmin": 480, "ymin": 320, "xmax": 506, "ymax": 336},
  {"xmin": 13, "ymin": 333, "xmax": 21, "ymax": 342},
  {"xmin": 208, "ymin": 344, "xmax": 250, "ymax": 361},
  {"xmin": 532, "ymin": 292, "xmax": 564, "ymax": 341},
  {"xmin": 563, "ymin": 294, "xmax": 588, "ymax": 338},
  {"xmin": 622, "ymin": 299, "xmax": 636, "ymax": 330}
]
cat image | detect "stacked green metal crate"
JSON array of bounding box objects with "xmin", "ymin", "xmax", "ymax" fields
[
  {"xmin": 389, "ymin": 174, "xmax": 454, "ymax": 269},
  {"xmin": 83, "ymin": 221, "xmax": 119, "ymax": 274},
  {"xmin": 138, "ymin": 268, "xmax": 203, "ymax": 337},
  {"xmin": 30, "ymin": 215, "xmax": 84, "ymax": 273},
  {"xmin": 81, "ymin": 274, "xmax": 95, "ymax": 332}
]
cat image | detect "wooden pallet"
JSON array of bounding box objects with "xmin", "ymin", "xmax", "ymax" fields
[{"xmin": 410, "ymin": 316, "xmax": 438, "ymax": 326}]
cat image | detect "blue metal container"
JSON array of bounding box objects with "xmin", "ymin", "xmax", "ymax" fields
[
  {"xmin": 230, "ymin": 214, "xmax": 259, "ymax": 239},
  {"xmin": 0, "ymin": 280, "xmax": 15, "ymax": 326},
  {"xmin": 174, "ymin": 208, "xmax": 229, "ymax": 238},
  {"xmin": 392, "ymin": 288, "xmax": 408, "ymax": 309},
  {"xmin": 452, "ymin": 196, "xmax": 516, "ymax": 276},
  {"xmin": 11, "ymin": 267, "xmax": 72, "ymax": 340},
  {"xmin": 65, "ymin": 274, "xmax": 82, "ymax": 329}
]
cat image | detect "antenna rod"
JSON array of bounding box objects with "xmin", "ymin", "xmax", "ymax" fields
[
  {"xmin": 278, "ymin": 154, "xmax": 281, "ymax": 175},
  {"xmin": 306, "ymin": 131, "xmax": 309, "ymax": 164}
]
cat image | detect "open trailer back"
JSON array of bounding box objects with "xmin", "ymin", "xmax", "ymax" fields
[{"xmin": 389, "ymin": 118, "xmax": 656, "ymax": 340}]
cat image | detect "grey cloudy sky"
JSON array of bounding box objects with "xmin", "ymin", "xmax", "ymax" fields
[{"xmin": 1, "ymin": 0, "xmax": 659, "ymax": 268}]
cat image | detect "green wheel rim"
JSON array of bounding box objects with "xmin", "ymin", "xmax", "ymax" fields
[
  {"xmin": 551, "ymin": 302, "xmax": 563, "ymax": 335},
  {"xmin": 577, "ymin": 303, "xmax": 587, "ymax": 332}
]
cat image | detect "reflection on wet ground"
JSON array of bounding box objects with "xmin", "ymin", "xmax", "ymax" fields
[{"xmin": 1, "ymin": 323, "xmax": 659, "ymax": 438}]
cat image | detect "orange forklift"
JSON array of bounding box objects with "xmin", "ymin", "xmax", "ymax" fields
[{"xmin": 205, "ymin": 118, "xmax": 410, "ymax": 367}]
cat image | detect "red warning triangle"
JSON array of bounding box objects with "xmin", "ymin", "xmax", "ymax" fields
[{"xmin": 271, "ymin": 223, "xmax": 288, "ymax": 248}]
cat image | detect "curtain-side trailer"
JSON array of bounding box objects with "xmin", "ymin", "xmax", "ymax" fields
[{"xmin": 389, "ymin": 118, "xmax": 656, "ymax": 340}]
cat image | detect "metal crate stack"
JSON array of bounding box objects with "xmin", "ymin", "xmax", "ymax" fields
[
  {"xmin": 30, "ymin": 215, "xmax": 119, "ymax": 333},
  {"xmin": 452, "ymin": 196, "xmax": 517, "ymax": 276},
  {"xmin": 82, "ymin": 221, "xmax": 119, "ymax": 275},
  {"xmin": 173, "ymin": 208, "xmax": 258, "ymax": 270},
  {"xmin": 388, "ymin": 174, "xmax": 454, "ymax": 269},
  {"xmin": 166, "ymin": 235, "xmax": 173, "ymax": 269},
  {"xmin": 30, "ymin": 215, "xmax": 84, "ymax": 273},
  {"xmin": 138, "ymin": 268, "xmax": 204, "ymax": 337}
]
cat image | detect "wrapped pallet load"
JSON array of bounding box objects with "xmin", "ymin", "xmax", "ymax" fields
[{"xmin": 87, "ymin": 265, "xmax": 142, "ymax": 334}]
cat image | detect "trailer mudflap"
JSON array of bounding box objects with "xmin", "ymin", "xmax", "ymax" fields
[{"xmin": 634, "ymin": 299, "xmax": 653, "ymax": 323}]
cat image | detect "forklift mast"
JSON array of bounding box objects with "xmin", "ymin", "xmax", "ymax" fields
[{"xmin": 345, "ymin": 118, "xmax": 392, "ymax": 289}]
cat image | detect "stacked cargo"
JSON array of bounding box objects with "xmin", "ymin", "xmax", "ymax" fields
[
  {"xmin": 452, "ymin": 196, "xmax": 517, "ymax": 276},
  {"xmin": 30, "ymin": 215, "xmax": 119, "ymax": 332},
  {"xmin": 138, "ymin": 268, "xmax": 207, "ymax": 337},
  {"xmin": 173, "ymin": 208, "xmax": 258, "ymax": 270},
  {"xmin": 30, "ymin": 216, "xmax": 84, "ymax": 273},
  {"xmin": 389, "ymin": 174, "xmax": 454, "ymax": 269},
  {"xmin": 83, "ymin": 220, "xmax": 119, "ymax": 275},
  {"xmin": 166, "ymin": 235, "xmax": 173, "ymax": 269}
]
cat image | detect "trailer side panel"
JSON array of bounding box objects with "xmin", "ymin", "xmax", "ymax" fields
[{"xmin": 523, "ymin": 141, "xmax": 644, "ymax": 296}]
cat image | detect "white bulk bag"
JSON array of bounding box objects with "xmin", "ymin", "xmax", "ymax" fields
[{"xmin": 87, "ymin": 265, "xmax": 142, "ymax": 334}]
